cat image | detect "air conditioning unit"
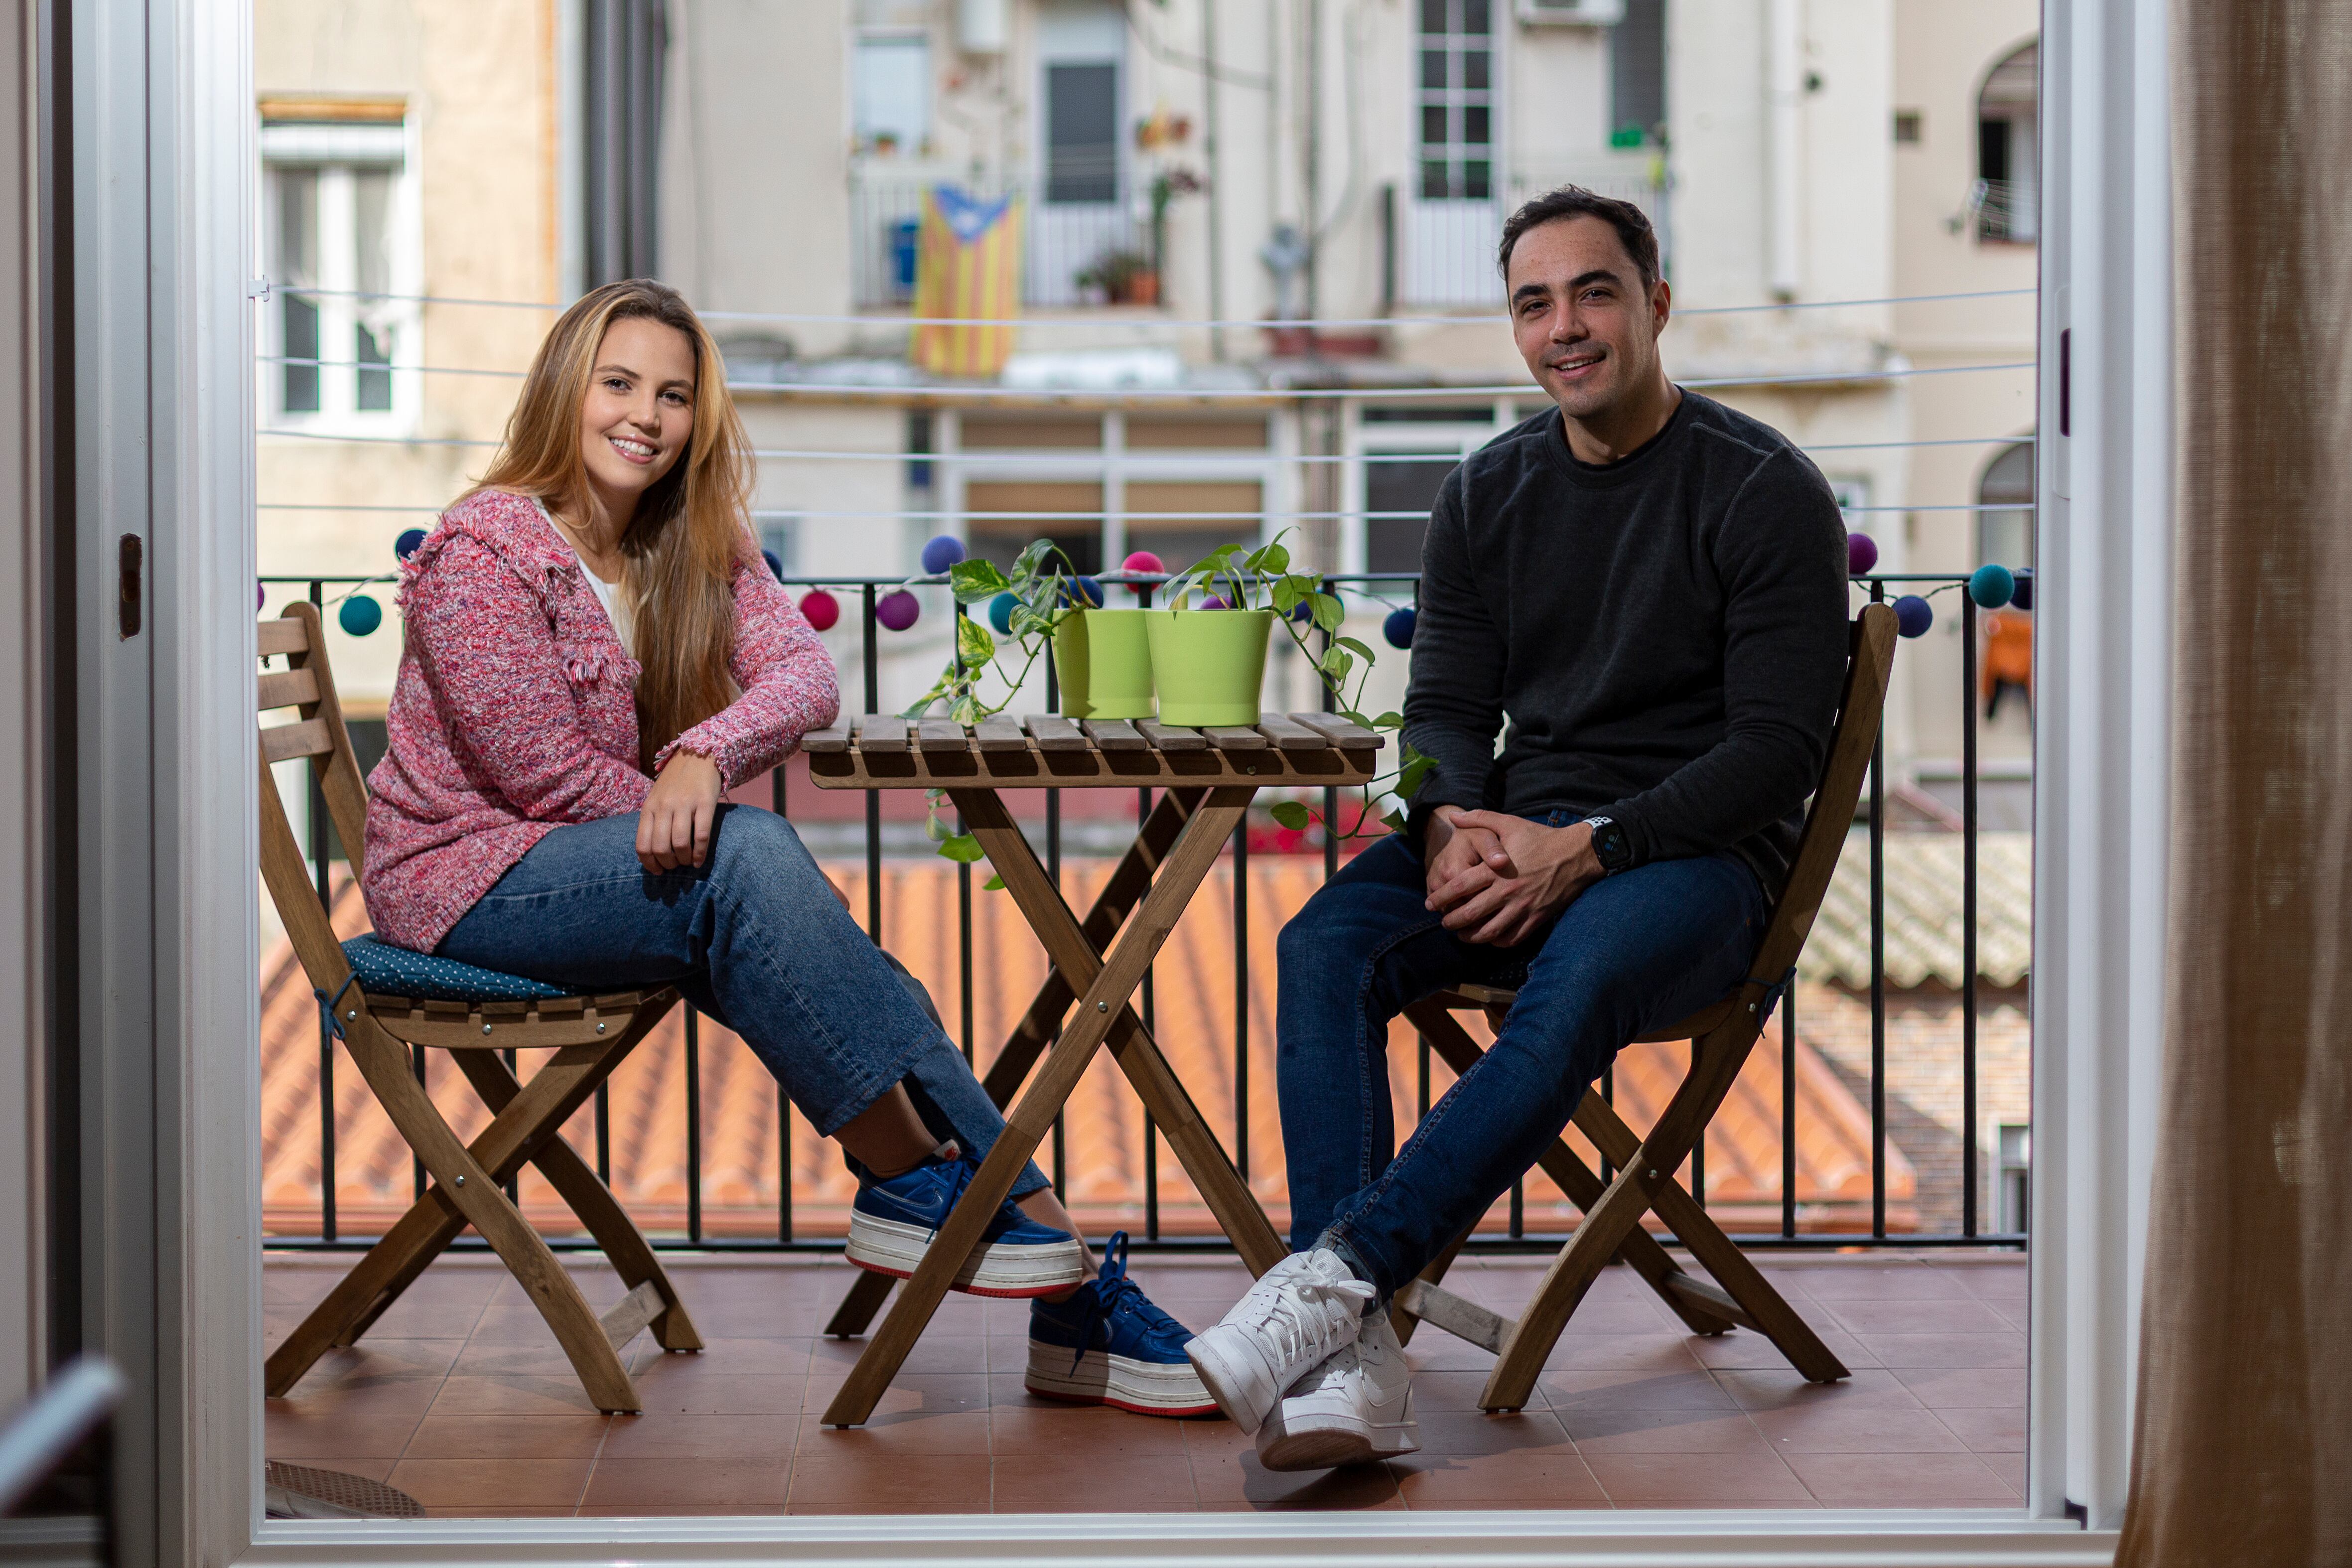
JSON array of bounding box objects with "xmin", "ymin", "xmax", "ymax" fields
[{"xmin": 1517, "ymin": 0, "xmax": 1627, "ymax": 25}]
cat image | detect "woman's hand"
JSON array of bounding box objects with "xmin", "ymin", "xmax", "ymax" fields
[{"xmin": 638, "ymin": 751, "xmax": 723, "ymax": 872}]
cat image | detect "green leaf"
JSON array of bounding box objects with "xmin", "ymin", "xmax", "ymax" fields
[
  {"xmin": 924, "ymin": 812, "xmax": 952, "ymax": 842},
  {"xmin": 1382, "ymin": 808, "xmax": 1409, "ymax": 833},
  {"xmin": 1370, "ymin": 710, "xmax": 1403, "ymax": 728},
  {"xmin": 1310, "ymin": 592, "xmax": 1345, "ymax": 632},
  {"xmin": 1268, "ymin": 800, "xmax": 1312, "ymax": 830},
  {"xmin": 1272, "ymin": 577, "xmax": 1307, "ymax": 614},
  {"xmin": 950, "ymin": 560, "xmax": 1011, "ymax": 601},
  {"xmin": 1320, "ymin": 649, "xmax": 1354, "ymax": 682},
  {"xmin": 1244, "ymin": 542, "xmax": 1290, "ymax": 576},
  {"xmin": 937, "ymin": 833, "xmax": 987, "ymax": 863},
  {"xmin": 957, "ymin": 615, "xmax": 995, "ymax": 666},
  {"xmin": 1335, "ymin": 635, "xmax": 1378, "ymax": 663},
  {"xmin": 1396, "ymin": 752, "xmax": 1437, "ymax": 799},
  {"xmin": 950, "ymin": 693, "xmax": 983, "ymax": 724},
  {"xmin": 982, "ymin": 873, "xmax": 1006, "ymax": 890}
]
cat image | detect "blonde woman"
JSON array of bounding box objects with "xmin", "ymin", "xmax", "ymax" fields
[{"xmin": 362, "ymin": 280, "xmax": 1212, "ymax": 1416}]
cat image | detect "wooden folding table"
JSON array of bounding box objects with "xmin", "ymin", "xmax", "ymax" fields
[{"xmin": 803, "ymin": 711, "xmax": 1381, "ymax": 1427}]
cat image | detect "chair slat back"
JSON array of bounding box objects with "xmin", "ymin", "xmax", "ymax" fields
[
  {"xmin": 257, "ymin": 603, "xmax": 377, "ymax": 997},
  {"xmin": 1747, "ymin": 602, "xmax": 1900, "ymax": 985}
]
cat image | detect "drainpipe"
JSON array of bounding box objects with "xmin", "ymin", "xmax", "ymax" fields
[
  {"xmin": 1204, "ymin": 0, "xmax": 1226, "ymax": 358},
  {"xmin": 1304, "ymin": 0, "xmax": 1321, "ymax": 320},
  {"xmin": 1765, "ymin": 0, "xmax": 1801, "ymax": 300}
]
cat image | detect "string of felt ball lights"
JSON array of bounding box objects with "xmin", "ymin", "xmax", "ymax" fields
[{"xmin": 271, "ymin": 527, "xmax": 2032, "ymax": 653}]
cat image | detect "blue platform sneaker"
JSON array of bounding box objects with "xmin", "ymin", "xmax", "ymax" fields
[
  {"xmin": 847, "ymin": 1155, "xmax": 1089, "ymax": 1298},
  {"xmin": 1026, "ymin": 1233, "xmax": 1221, "ymax": 1417}
]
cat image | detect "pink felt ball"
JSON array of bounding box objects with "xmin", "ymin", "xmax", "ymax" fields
[
  {"xmin": 876, "ymin": 589, "xmax": 921, "ymax": 632},
  {"xmin": 1846, "ymin": 532, "xmax": 1880, "ymax": 576},
  {"xmin": 798, "ymin": 588, "xmax": 840, "ymax": 631},
  {"xmin": 1120, "ymin": 550, "xmax": 1164, "ymax": 575}
]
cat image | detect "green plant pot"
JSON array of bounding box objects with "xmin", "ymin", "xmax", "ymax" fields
[
  {"xmin": 1145, "ymin": 608, "xmax": 1274, "ymax": 727},
  {"xmin": 1076, "ymin": 609, "xmax": 1154, "ymax": 718},
  {"xmin": 1051, "ymin": 612, "xmax": 1091, "ymax": 717}
]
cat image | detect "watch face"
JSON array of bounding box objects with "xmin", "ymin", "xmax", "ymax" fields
[{"xmin": 1591, "ymin": 819, "xmax": 1629, "ymax": 870}]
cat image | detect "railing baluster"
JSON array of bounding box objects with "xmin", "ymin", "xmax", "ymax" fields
[
  {"xmin": 306, "ymin": 581, "xmax": 338, "ymax": 1242},
  {"xmin": 1781, "ymin": 984, "xmax": 1797, "ymax": 1239},
  {"xmin": 773, "ymin": 738, "xmax": 790, "ymax": 1242},
  {"xmin": 1233, "ymin": 816, "xmax": 1249, "ymax": 1184},
  {"xmin": 862, "ymin": 584, "xmax": 882, "ymax": 943},
  {"xmin": 1962, "ymin": 591, "xmax": 1981, "ymax": 1238},
  {"xmin": 1046, "ymin": 655, "xmax": 1065, "ymax": 1199},
  {"xmin": 956, "ymin": 601, "xmax": 975, "ymax": 1065},
  {"xmin": 685, "ymin": 1006, "xmax": 702, "ymax": 1245},
  {"xmin": 1869, "ymin": 579, "xmax": 1888, "ymax": 1241},
  {"xmin": 1691, "ymin": 1037, "xmax": 1705, "ymax": 1210},
  {"xmin": 1141, "ymin": 782, "xmax": 1158, "ymax": 1244}
]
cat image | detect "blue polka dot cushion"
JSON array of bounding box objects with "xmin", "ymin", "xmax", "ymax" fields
[{"xmin": 342, "ymin": 934, "xmax": 573, "ymax": 1004}]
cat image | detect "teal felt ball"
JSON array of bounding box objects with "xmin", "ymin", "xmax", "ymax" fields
[
  {"xmin": 338, "ymin": 594, "xmax": 384, "ymax": 637},
  {"xmin": 987, "ymin": 591, "xmax": 1017, "ymax": 635},
  {"xmin": 1968, "ymin": 564, "xmax": 2015, "ymax": 609}
]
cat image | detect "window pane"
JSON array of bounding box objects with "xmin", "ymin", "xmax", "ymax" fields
[
  {"xmin": 354, "ymin": 322, "xmax": 392, "ymax": 411},
  {"xmin": 1462, "ymin": 49, "xmax": 1490, "ymax": 91},
  {"xmin": 1463, "ymin": 159, "xmax": 1491, "ymax": 199},
  {"xmin": 1462, "ymin": 0, "xmax": 1491, "ymax": 35},
  {"xmin": 852, "ymin": 34, "xmax": 930, "ymax": 154},
  {"xmin": 353, "ymin": 170, "xmax": 393, "ymax": 298},
  {"xmin": 282, "ymin": 295, "xmax": 320, "ymax": 414},
  {"xmin": 1420, "ymin": 104, "xmax": 1449, "ymax": 147},
  {"xmin": 1365, "ymin": 457, "xmax": 1459, "ymax": 573},
  {"xmin": 1610, "ymin": 0, "xmax": 1666, "ymax": 143},
  {"xmin": 273, "ymin": 167, "xmax": 318, "ymax": 287},
  {"xmin": 1045, "ymin": 61, "xmax": 1117, "ymax": 203},
  {"xmin": 1419, "ymin": 0, "xmax": 1447, "ymax": 36},
  {"xmin": 1420, "ymin": 48, "xmax": 1448, "ymax": 92},
  {"xmin": 1419, "ymin": 159, "xmax": 1452, "ymax": 201},
  {"xmin": 1463, "ymin": 105, "xmax": 1490, "ymax": 146}
]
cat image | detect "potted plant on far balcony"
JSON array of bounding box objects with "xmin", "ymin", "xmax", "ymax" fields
[{"xmin": 1076, "ymin": 248, "xmax": 1158, "ymax": 306}]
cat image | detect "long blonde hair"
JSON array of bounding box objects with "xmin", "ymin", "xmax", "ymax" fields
[{"xmin": 472, "ymin": 279, "xmax": 754, "ymax": 770}]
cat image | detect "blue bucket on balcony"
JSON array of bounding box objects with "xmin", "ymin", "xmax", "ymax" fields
[{"xmin": 889, "ymin": 218, "xmax": 920, "ymax": 298}]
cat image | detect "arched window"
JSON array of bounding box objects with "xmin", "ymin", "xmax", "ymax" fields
[
  {"xmin": 1977, "ymin": 440, "xmax": 2035, "ymax": 569},
  {"xmin": 1975, "ymin": 42, "xmax": 2038, "ymax": 242}
]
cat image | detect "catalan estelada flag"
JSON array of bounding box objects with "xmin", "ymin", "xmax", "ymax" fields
[{"xmin": 913, "ymin": 185, "xmax": 1022, "ymax": 378}]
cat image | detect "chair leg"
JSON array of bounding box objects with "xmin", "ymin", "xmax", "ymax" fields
[
  {"xmin": 1391, "ymin": 1226, "xmax": 1472, "ymax": 1347},
  {"xmin": 823, "ymin": 1270, "xmax": 897, "ymax": 1338},
  {"xmin": 448, "ymin": 1044, "xmax": 703, "ymax": 1353}
]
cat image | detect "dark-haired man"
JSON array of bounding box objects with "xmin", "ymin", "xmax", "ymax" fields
[{"xmin": 1186, "ymin": 187, "xmax": 1852, "ymax": 1468}]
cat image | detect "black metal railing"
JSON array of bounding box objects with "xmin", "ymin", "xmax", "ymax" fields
[{"xmin": 259, "ymin": 568, "xmax": 2026, "ymax": 1256}]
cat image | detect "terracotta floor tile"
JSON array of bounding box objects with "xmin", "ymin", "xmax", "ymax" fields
[
  {"xmin": 581, "ymin": 1457, "xmax": 791, "ymax": 1509},
  {"xmin": 1527, "ymin": 1299, "xmax": 1676, "ymax": 1334},
  {"xmin": 418, "ymin": 1505, "xmax": 581, "ymax": 1518},
  {"xmin": 1557, "ymin": 1408, "xmax": 1777, "ymax": 1454},
  {"xmin": 599, "ymin": 1412, "xmax": 799, "ymax": 1460},
  {"xmin": 1711, "ymin": 1368, "xmax": 1924, "ymax": 1412},
  {"xmin": 1821, "ymin": 1296, "xmax": 2017, "ymax": 1335},
  {"xmin": 784, "ymin": 1501, "xmax": 979, "ymax": 1515},
  {"xmin": 446, "ymin": 1341, "xmax": 611, "ymax": 1380},
  {"xmin": 992, "ymin": 1452, "xmax": 1197, "ymax": 1513},
  {"xmin": 426, "ymin": 1374, "xmax": 606, "ymax": 1416},
  {"xmin": 1854, "ymin": 1332, "xmax": 2026, "ymax": 1369},
  {"xmin": 1402, "ymin": 1336, "xmax": 1505, "ymax": 1372},
  {"xmin": 1683, "ymin": 1328, "xmax": 1879, "ymax": 1371},
  {"xmin": 988, "ymin": 1402, "xmax": 1191, "ymax": 1456},
  {"xmin": 577, "ymin": 1503, "xmax": 789, "ymax": 1516},
  {"xmin": 387, "ymin": 1456, "xmax": 594, "ymax": 1511},
  {"xmin": 273, "ymin": 1338, "xmax": 466, "ymax": 1393},
  {"xmin": 1540, "ymin": 1335, "xmax": 1707, "ymax": 1373},
  {"xmin": 1784, "ymin": 1449, "xmax": 2017, "ymax": 1505},
  {"xmin": 265, "ymin": 1409, "xmax": 430, "ymax": 1460},
  {"xmin": 360, "ymin": 1296, "xmax": 496, "ymax": 1339},
  {"xmin": 1892, "ymin": 1366, "xmax": 2027, "ymax": 1409},
  {"xmin": 1400, "ymin": 1370, "xmax": 1522, "ymax": 1413},
  {"xmin": 1748, "ymin": 1404, "xmax": 1967, "ymax": 1454},
  {"xmin": 1933, "ymin": 1404, "xmax": 2026, "ymax": 1452},
  {"xmin": 1402, "ymin": 1496, "xmax": 1616, "ymax": 1510},
  {"xmin": 786, "ymin": 1451, "xmax": 991, "ymax": 1509},
  {"xmin": 639, "ymin": 1337, "xmax": 814, "ymax": 1376},
  {"xmin": 1390, "ymin": 1449, "xmax": 1609, "ymax": 1505},
  {"xmin": 263, "ymin": 1375, "xmax": 443, "ymax": 1419},
  {"xmin": 1983, "ymin": 1451, "xmax": 2026, "ymax": 1492},
  {"xmin": 1584, "ymin": 1447, "xmax": 1809, "ymax": 1503},
  {"xmin": 802, "ymin": 1372, "xmax": 992, "ymax": 1418},
  {"xmin": 795, "ymin": 1408, "xmax": 993, "ymax": 1456},
  {"xmin": 1794, "ymin": 1266, "xmax": 1976, "ymax": 1300},
  {"xmin": 1412, "ymin": 1410, "xmax": 1574, "ymax": 1456},
  {"xmin": 269, "ymin": 1456, "xmax": 400, "ymax": 1484},
  {"xmin": 618, "ymin": 1368, "xmax": 812, "ymax": 1416},
  {"xmin": 1190, "ymin": 1450, "xmax": 1404, "ymax": 1512},
  {"xmin": 404, "ymin": 1414, "xmax": 610, "ymax": 1459},
  {"xmin": 1538, "ymin": 1370, "xmax": 1739, "ymax": 1412}
]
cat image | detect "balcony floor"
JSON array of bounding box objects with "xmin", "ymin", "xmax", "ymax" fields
[{"xmin": 264, "ymin": 1250, "xmax": 2026, "ymax": 1516}]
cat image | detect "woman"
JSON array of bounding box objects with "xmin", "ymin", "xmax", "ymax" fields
[{"xmin": 362, "ymin": 279, "xmax": 1210, "ymax": 1417}]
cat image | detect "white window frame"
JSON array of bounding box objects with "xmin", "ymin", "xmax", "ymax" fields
[
  {"xmin": 1343, "ymin": 398, "xmax": 1519, "ymax": 574},
  {"xmin": 118, "ymin": 0, "xmax": 2161, "ymax": 1559},
  {"xmin": 257, "ymin": 118, "xmax": 421, "ymax": 435},
  {"xmin": 1404, "ymin": 0, "xmax": 1510, "ymax": 307}
]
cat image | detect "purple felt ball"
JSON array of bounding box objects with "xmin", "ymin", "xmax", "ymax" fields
[
  {"xmin": 1893, "ymin": 594, "xmax": 1934, "ymax": 638},
  {"xmin": 799, "ymin": 588, "xmax": 840, "ymax": 631},
  {"xmin": 920, "ymin": 534, "xmax": 965, "ymax": 575},
  {"xmin": 395, "ymin": 527, "xmax": 427, "ymax": 562},
  {"xmin": 1847, "ymin": 532, "xmax": 1880, "ymax": 576},
  {"xmin": 1199, "ymin": 595, "xmax": 1229, "ymax": 611},
  {"xmin": 256, "ymin": 580, "xmax": 266, "ymax": 611},
  {"xmin": 876, "ymin": 589, "xmax": 921, "ymax": 632}
]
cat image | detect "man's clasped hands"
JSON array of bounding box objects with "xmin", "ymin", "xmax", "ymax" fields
[{"xmin": 1420, "ymin": 806, "xmax": 1608, "ymax": 949}]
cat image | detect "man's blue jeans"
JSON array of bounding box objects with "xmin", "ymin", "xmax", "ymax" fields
[
  {"xmin": 438, "ymin": 805, "xmax": 1050, "ymax": 1199},
  {"xmin": 1276, "ymin": 818, "xmax": 1767, "ymax": 1299}
]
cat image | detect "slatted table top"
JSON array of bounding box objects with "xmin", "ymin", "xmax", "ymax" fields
[{"xmin": 804, "ymin": 712, "xmax": 1383, "ymax": 789}]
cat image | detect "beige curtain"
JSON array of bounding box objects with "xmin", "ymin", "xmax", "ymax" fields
[{"xmin": 2117, "ymin": 5, "xmax": 2352, "ymax": 1564}]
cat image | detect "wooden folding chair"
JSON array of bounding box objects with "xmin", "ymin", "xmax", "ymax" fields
[
  {"xmin": 255, "ymin": 603, "xmax": 700, "ymax": 1414},
  {"xmin": 1394, "ymin": 602, "xmax": 1898, "ymax": 1412}
]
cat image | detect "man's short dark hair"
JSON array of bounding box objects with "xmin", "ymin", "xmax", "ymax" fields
[{"xmin": 1497, "ymin": 185, "xmax": 1660, "ymax": 290}]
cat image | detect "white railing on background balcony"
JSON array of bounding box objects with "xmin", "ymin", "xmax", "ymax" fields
[
  {"xmin": 1397, "ymin": 160, "xmax": 1670, "ymax": 308},
  {"xmin": 849, "ymin": 167, "xmax": 1148, "ymax": 311},
  {"xmin": 1969, "ymin": 178, "xmax": 2040, "ymax": 245}
]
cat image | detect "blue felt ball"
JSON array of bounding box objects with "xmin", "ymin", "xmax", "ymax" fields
[
  {"xmin": 395, "ymin": 527, "xmax": 427, "ymax": 562},
  {"xmin": 1384, "ymin": 606, "xmax": 1417, "ymax": 649},
  {"xmin": 2009, "ymin": 569, "xmax": 2034, "ymax": 613},
  {"xmin": 1290, "ymin": 598, "xmax": 1315, "ymax": 624},
  {"xmin": 1059, "ymin": 575, "xmax": 1104, "ymax": 609},
  {"xmin": 1846, "ymin": 531, "xmax": 1880, "ymax": 577},
  {"xmin": 1893, "ymin": 594, "xmax": 1934, "ymax": 638},
  {"xmin": 761, "ymin": 547, "xmax": 784, "ymax": 582},
  {"xmin": 1967, "ymin": 563, "xmax": 2015, "ymax": 609},
  {"xmin": 987, "ymin": 591, "xmax": 1017, "ymax": 635},
  {"xmin": 338, "ymin": 594, "xmax": 384, "ymax": 637},
  {"xmin": 920, "ymin": 534, "xmax": 966, "ymax": 575}
]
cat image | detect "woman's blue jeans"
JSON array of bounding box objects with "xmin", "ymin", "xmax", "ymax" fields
[
  {"xmin": 438, "ymin": 805, "xmax": 1049, "ymax": 1198},
  {"xmin": 1275, "ymin": 819, "xmax": 1767, "ymax": 1299}
]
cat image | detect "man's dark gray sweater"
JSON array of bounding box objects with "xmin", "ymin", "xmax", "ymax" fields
[{"xmin": 1403, "ymin": 390, "xmax": 1850, "ymax": 900}]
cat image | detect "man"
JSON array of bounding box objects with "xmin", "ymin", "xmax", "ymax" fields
[{"xmin": 1186, "ymin": 186, "xmax": 1851, "ymax": 1469}]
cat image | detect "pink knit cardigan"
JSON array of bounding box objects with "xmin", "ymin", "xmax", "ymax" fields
[{"xmin": 360, "ymin": 488, "xmax": 839, "ymax": 953}]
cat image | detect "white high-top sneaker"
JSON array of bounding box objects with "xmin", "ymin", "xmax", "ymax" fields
[
  {"xmin": 1254, "ymin": 1314, "xmax": 1420, "ymax": 1471},
  {"xmin": 1183, "ymin": 1249, "xmax": 1376, "ymax": 1435}
]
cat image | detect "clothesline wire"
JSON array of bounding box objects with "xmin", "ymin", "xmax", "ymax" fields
[{"xmin": 254, "ymin": 502, "xmax": 2032, "ymax": 518}]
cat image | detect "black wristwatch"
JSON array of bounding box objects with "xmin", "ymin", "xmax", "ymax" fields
[{"xmin": 1583, "ymin": 815, "xmax": 1632, "ymax": 875}]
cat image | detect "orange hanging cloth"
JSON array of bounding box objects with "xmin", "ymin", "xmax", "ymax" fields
[{"xmin": 912, "ymin": 185, "xmax": 1023, "ymax": 379}]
